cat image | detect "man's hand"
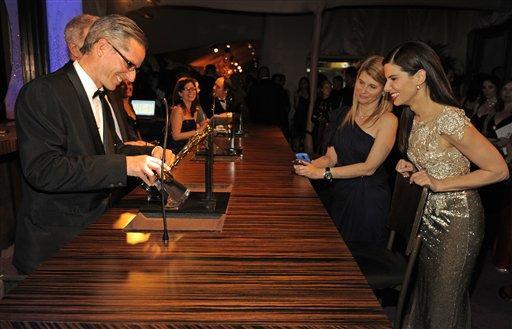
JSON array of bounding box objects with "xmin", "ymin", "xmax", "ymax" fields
[
  {"xmin": 151, "ymin": 146, "xmax": 176, "ymax": 166},
  {"xmin": 124, "ymin": 140, "xmax": 156, "ymax": 147},
  {"xmin": 126, "ymin": 155, "xmax": 170, "ymax": 186}
]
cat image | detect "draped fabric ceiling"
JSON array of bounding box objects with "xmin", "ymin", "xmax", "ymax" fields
[
  {"xmin": 90, "ymin": 0, "xmax": 511, "ymax": 151},
  {"xmin": 110, "ymin": 0, "xmax": 509, "ymax": 15}
]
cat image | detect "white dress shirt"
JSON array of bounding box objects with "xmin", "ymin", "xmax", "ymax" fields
[{"xmin": 73, "ymin": 61, "xmax": 123, "ymax": 143}]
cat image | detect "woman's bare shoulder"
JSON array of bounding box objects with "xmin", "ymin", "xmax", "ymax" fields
[{"xmin": 379, "ymin": 111, "xmax": 398, "ymax": 126}]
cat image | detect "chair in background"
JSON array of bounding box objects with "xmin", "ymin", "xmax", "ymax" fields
[{"xmin": 350, "ymin": 173, "xmax": 429, "ymax": 329}]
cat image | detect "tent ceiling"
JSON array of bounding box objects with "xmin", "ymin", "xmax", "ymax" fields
[{"xmin": 111, "ymin": 0, "xmax": 511, "ymax": 15}]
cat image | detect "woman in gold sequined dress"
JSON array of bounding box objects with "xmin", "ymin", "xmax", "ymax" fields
[{"xmin": 383, "ymin": 41, "xmax": 509, "ymax": 328}]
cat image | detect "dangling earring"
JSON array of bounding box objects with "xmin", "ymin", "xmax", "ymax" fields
[{"xmin": 416, "ymin": 85, "xmax": 421, "ymax": 90}]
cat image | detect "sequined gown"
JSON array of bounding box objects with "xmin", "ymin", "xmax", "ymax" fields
[{"xmin": 405, "ymin": 107, "xmax": 484, "ymax": 329}]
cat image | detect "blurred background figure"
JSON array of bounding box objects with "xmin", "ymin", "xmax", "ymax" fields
[
  {"xmin": 247, "ymin": 66, "xmax": 287, "ymax": 127},
  {"xmin": 471, "ymin": 75, "xmax": 501, "ymax": 138},
  {"xmin": 312, "ymin": 79, "xmax": 336, "ymax": 155},
  {"xmin": 340, "ymin": 66, "xmax": 357, "ymax": 107},
  {"xmin": 199, "ymin": 64, "xmax": 218, "ymax": 115},
  {"xmin": 272, "ymin": 73, "xmax": 291, "ymax": 140},
  {"xmin": 331, "ymin": 75, "xmax": 344, "ymax": 109},
  {"xmin": 292, "ymin": 77, "xmax": 310, "ymax": 152},
  {"xmin": 64, "ymin": 14, "xmax": 98, "ymax": 61},
  {"xmin": 119, "ymin": 81, "xmax": 142, "ymax": 141}
]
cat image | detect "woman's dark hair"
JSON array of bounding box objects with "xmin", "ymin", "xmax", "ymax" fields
[
  {"xmin": 383, "ymin": 41, "xmax": 460, "ymax": 109},
  {"xmin": 496, "ymin": 78, "xmax": 512, "ymax": 112},
  {"xmin": 397, "ymin": 106, "xmax": 414, "ymax": 156},
  {"xmin": 478, "ymin": 74, "xmax": 501, "ymax": 106},
  {"xmin": 297, "ymin": 76, "xmax": 310, "ymax": 92},
  {"xmin": 171, "ymin": 76, "xmax": 198, "ymax": 116}
]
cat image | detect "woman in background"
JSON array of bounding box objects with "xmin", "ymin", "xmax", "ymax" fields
[
  {"xmin": 292, "ymin": 77, "xmax": 310, "ymax": 151},
  {"xmin": 312, "ymin": 79, "xmax": 337, "ymax": 155},
  {"xmin": 384, "ymin": 41, "xmax": 508, "ymax": 329},
  {"xmin": 120, "ymin": 80, "xmax": 141, "ymax": 140},
  {"xmin": 294, "ymin": 56, "xmax": 397, "ymax": 247},
  {"xmin": 472, "ymin": 75, "xmax": 501, "ymax": 137},
  {"xmin": 492, "ymin": 80, "xmax": 512, "ymax": 274},
  {"xmin": 169, "ymin": 77, "xmax": 208, "ymax": 153}
]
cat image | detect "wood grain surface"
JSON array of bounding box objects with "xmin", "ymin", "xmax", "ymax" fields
[{"xmin": 0, "ymin": 125, "xmax": 390, "ymax": 328}]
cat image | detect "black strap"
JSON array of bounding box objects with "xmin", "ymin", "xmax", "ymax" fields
[{"xmin": 93, "ymin": 89, "xmax": 122, "ymax": 154}]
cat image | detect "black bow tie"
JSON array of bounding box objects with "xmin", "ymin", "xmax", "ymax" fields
[
  {"xmin": 219, "ymin": 99, "xmax": 226, "ymax": 103},
  {"xmin": 93, "ymin": 89, "xmax": 107, "ymax": 99}
]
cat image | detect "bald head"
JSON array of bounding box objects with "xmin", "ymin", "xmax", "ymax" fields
[{"xmin": 213, "ymin": 77, "xmax": 231, "ymax": 99}]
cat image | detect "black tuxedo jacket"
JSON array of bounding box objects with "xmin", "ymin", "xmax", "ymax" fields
[
  {"xmin": 13, "ymin": 63, "xmax": 153, "ymax": 274},
  {"xmin": 204, "ymin": 97, "xmax": 233, "ymax": 118}
]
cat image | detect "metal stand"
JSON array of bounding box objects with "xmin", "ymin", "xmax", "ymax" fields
[
  {"xmin": 236, "ymin": 111, "xmax": 244, "ymax": 135},
  {"xmin": 202, "ymin": 132, "xmax": 216, "ymax": 211},
  {"xmin": 228, "ymin": 120, "xmax": 237, "ymax": 155}
]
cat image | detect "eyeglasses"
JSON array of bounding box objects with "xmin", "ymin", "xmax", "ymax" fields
[
  {"xmin": 184, "ymin": 87, "xmax": 197, "ymax": 92},
  {"xmin": 107, "ymin": 40, "xmax": 139, "ymax": 72}
]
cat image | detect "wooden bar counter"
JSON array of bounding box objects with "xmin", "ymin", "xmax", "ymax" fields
[{"xmin": 0, "ymin": 125, "xmax": 390, "ymax": 328}]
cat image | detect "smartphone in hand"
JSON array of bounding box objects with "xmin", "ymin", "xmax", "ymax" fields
[
  {"xmin": 293, "ymin": 153, "xmax": 311, "ymax": 166},
  {"xmin": 296, "ymin": 153, "xmax": 311, "ymax": 162}
]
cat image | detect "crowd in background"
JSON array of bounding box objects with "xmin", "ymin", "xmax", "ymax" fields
[{"xmin": 126, "ymin": 52, "xmax": 512, "ymax": 284}]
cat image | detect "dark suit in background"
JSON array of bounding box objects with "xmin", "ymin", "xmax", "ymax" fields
[
  {"xmin": 247, "ymin": 78, "xmax": 285, "ymax": 125},
  {"xmin": 13, "ymin": 64, "xmax": 153, "ymax": 274},
  {"xmin": 199, "ymin": 75, "xmax": 216, "ymax": 116}
]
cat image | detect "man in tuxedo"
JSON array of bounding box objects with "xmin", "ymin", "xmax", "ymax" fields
[
  {"xmin": 65, "ymin": 14, "xmax": 141, "ymax": 144},
  {"xmin": 211, "ymin": 77, "xmax": 232, "ymax": 116},
  {"xmin": 14, "ymin": 15, "xmax": 174, "ymax": 274}
]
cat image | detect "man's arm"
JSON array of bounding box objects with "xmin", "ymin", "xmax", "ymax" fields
[{"xmin": 16, "ymin": 80, "xmax": 128, "ymax": 192}]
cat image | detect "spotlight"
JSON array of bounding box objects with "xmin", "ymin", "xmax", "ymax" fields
[
  {"xmin": 226, "ymin": 44, "xmax": 231, "ymax": 48},
  {"xmin": 213, "ymin": 47, "xmax": 219, "ymax": 53},
  {"xmin": 247, "ymin": 43, "xmax": 252, "ymax": 49}
]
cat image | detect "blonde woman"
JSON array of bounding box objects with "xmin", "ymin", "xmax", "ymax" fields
[{"xmin": 294, "ymin": 56, "xmax": 397, "ymax": 247}]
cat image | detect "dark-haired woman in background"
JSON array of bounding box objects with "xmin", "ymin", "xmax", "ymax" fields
[
  {"xmin": 294, "ymin": 56, "xmax": 397, "ymax": 247},
  {"xmin": 384, "ymin": 41, "xmax": 509, "ymax": 329},
  {"xmin": 169, "ymin": 77, "xmax": 208, "ymax": 153},
  {"xmin": 312, "ymin": 79, "xmax": 337, "ymax": 155},
  {"xmin": 472, "ymin": 75, "xmax": 501, "ymax": 137},
  {"xmin": 292, "ymin": 77, "xmax": 310, "ymax": 151},
  {"xmin": 120, "ymin": 80, "xmax": 142, "ymax": 140}
]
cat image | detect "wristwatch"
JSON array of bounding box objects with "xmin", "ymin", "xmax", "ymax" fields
[{"xmin": 323, "ymin": 167, "xmax": 333, "ymax": 182}]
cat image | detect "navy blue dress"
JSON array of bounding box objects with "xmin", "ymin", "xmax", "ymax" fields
[
  {"xmin": 169, "ymin": 119, "xmax": 196, "ymax": 153},
  {"xmin": 329, "ymin": 110, "xmax": 390, "ymax": 247}
]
